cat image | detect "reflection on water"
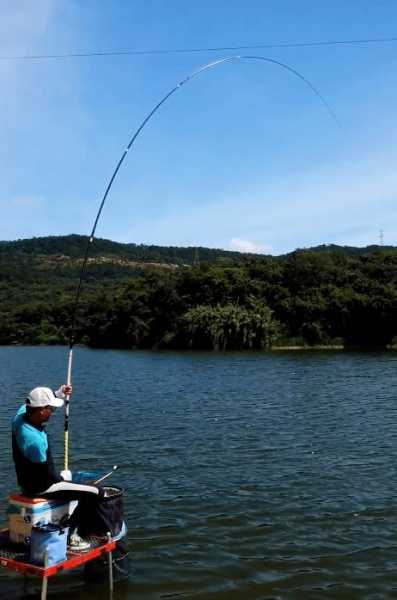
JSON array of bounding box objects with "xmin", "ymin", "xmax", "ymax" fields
[{"xmin": 1, "ymin": 347, "xmax": 397, "ymax": 599}]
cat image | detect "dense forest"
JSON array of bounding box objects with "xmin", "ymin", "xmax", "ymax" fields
[{"xmin": 1, "ymin": 235, "xmax": 396, "ymax": 350}]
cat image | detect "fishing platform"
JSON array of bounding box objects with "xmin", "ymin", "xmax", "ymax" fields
[
  {"xmin": 0, "ymin": 528, "xmax": 116, "ymax": 599},
  {"xmin": 1, "ymin": 492, "xmax": 120, "ymax": 599}
]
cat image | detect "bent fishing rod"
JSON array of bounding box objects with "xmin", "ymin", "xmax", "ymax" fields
[{"xmin": 62, "ymin": 54, "xmax": 340, "ymax": 469}]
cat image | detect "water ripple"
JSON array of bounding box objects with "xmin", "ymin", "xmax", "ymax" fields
[{"xmin": 1, "ymin": 347, "xmax": 397, "ymax": 598}]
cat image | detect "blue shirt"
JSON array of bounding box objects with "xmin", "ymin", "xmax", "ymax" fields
[{"xmin": 12, "ymin": 405, "xmax": 48, "ymax": 463}]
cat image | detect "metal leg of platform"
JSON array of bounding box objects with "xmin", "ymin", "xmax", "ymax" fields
[
  {"xmin": 107, "ymin": 532, "xmax": 114, "ymax": 600},
  {"xmin": 41, "ymin": 550, "xmax": 49, "ymax": 600}
]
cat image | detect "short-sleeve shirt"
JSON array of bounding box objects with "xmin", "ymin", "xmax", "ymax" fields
[{"xmin": 12, "ymin": 405, "xmax": 48, "ymax": 463}]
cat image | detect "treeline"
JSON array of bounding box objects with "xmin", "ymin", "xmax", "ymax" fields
[
  {"xmin": 1, "ymin": 238, "xmax": 397, "ymax": 350},
  {"xmin": 0, "ymin": 234, "xmax": 246, "ymax": 265}
]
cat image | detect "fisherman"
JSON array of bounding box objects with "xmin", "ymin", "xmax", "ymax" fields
[{"xmin": 12, "ymin": 384, "xmax": 101, "ymax": 551}]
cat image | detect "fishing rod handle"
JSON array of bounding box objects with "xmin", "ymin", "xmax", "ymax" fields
[{"xmin": 64, "ymin": 348, "xmax": 73, "ymax": 470}]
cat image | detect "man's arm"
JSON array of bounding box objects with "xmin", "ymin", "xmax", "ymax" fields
[{"xmin": 15, "ymin": 427, "xmax": 47, "ymax": 463}]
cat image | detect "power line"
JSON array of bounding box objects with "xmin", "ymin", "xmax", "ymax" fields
[{"xmin": 1, "ymin": 36, "xmax": 397, "ymax": 61}]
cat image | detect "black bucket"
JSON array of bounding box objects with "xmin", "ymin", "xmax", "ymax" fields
[{"xmin": 79, "ymin": 485, "xmax": 125, "ymax": 538}]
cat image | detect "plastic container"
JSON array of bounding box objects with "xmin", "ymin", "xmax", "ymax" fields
[
  {"xmin": 29, "ymin": 523, "xmax": 69, "ymax": 566},
  {"xmin": 72, "ymin": 471, "xmax": 100, "ymax": 484},
  {"xmin": 7, "ymin": 495, "xmax": 75, "ymax": 545}
]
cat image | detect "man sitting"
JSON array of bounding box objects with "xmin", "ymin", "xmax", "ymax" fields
[{"xmin": 12, "ymin": 384, "xmax": 101, "ymax": 550}]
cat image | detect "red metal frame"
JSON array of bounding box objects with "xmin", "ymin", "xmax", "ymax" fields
[{"xmin": 0, "ymin": 539, "xmax": 116, "ymax": 579}]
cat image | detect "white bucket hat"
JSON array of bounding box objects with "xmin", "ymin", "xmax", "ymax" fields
[{"xmin": 27, "ymin": 387, "xmax": 64, "ymax": 408}]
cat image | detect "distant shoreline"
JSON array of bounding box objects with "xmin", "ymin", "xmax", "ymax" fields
[
  {"xmin": 273, "ymin": 344, "xmax": 397, "ymax": 351},
  {"xmin": 3, "ymin": 343, "xmax": 397, "ymax": 352},
  {"xmin": 272, "ymin": 344, "xmax": 345, "ymax": 351}
]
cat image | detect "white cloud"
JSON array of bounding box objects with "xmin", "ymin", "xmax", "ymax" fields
[
  {"xmin": 228, "ymin": 238, "xmax": 271, "ymax": 254},
  {"xmin": 118, "ymin": 144, "xmax": 397, "ymax": 254},
  {"xmin": 0, "ymin": 2, "xmax": 53, "ymax": 49},
  {"xmin": 0, "ymin": 2, "xmax": 60, "ymax": 157},
  {"xmin": 0, "ymin": 3, "xmax": 54, "ymax": 88},
  {"xmin": 12, "ymin": 195, "xmax": 44, "ymax": 209}
]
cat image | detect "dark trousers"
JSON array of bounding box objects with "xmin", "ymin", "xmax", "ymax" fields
[{"xmin": 40, "ymin": 481, "xmax": 101, "ymax": 535}]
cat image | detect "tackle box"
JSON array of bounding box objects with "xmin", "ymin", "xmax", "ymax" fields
[{"xmin": 7, "ymin": 494, "xmax": 77, "ymax": 545}]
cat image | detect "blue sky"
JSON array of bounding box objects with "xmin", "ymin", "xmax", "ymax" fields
[{"xmin": 1, "ymin": 1, "xmax": 396, "ymax": 254}]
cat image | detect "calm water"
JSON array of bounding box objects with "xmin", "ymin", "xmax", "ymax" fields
[{"xmin": 1, "ymin": 346, "xmax": 397, "ymax": 599}]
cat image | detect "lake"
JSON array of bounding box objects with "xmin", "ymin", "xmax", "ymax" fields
[{"xmin": 1, "ymin": 346, "xmax": 397, "ymax": 599}]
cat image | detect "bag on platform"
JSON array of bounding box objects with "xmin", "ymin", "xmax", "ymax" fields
[
  {"xmin": 29, "ymin": 523, "xmax": 69, "ymax": 566},
  {"xmin": 78, "ymin": 486, "xmax": 124, "ymax": 538}
]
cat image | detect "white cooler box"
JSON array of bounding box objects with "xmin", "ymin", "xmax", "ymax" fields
[{"xmin": 7, "ymin": 494, "xmax": 77, "ymax": 545}]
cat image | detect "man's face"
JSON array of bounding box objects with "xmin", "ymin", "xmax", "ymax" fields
[{"xmin": 39, "ymin": 405, "xmax": 55, "ymax": 423}]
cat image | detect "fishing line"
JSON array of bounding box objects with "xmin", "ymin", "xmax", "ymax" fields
[
  {"xmin": 1, "ymin": 35, "xmax": 397, "ymax": 60},
  {"xmin": 63, "ymin": 54, "xmax": 340, "ymax": 469}
]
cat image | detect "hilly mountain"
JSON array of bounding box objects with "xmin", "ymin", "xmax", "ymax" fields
[
  {"xmin": 296, "ymin": 243, "xmax": 397, "ymax": 257},
  {"xmin": 0, "ymin": 234, "xmax": 394, "ymax": 266},
  {"xmin": 1, "ymin": 235, "xmax": 396, "ymax": 350},
  {"xmin": 0, "ymin": 234, "xmax": 250, "ymax": 266}
]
